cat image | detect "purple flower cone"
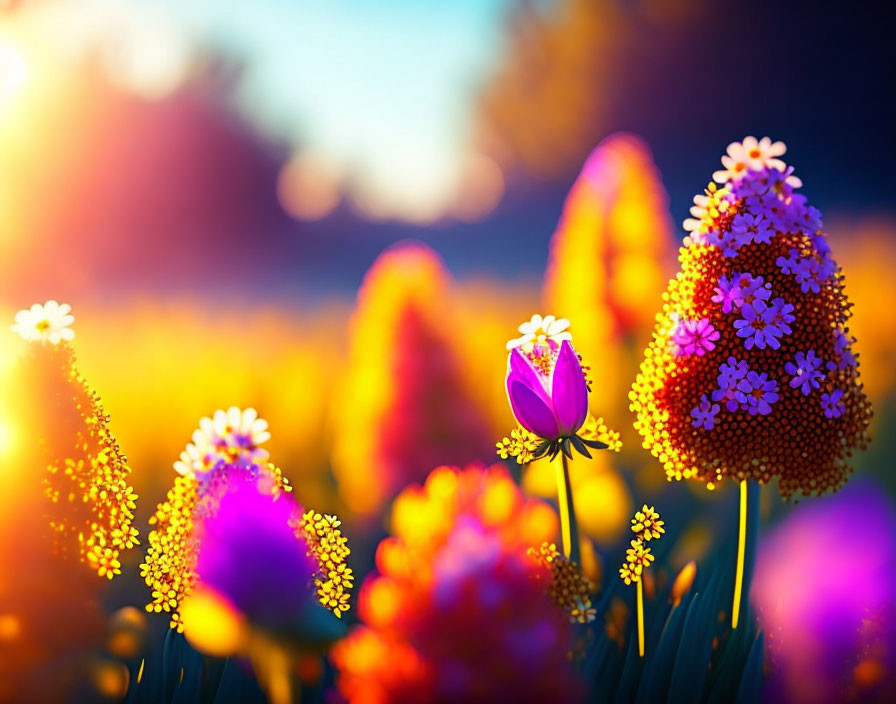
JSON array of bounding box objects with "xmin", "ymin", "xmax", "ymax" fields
[{"xmin": 505, "ymin": 340, "xmax": 588, "ymax": 440}]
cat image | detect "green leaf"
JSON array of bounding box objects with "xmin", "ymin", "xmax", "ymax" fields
[{"xmin": 735, "ymin": 631, "xmax": 765, "ymax": 704}]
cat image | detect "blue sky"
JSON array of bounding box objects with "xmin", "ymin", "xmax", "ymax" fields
[{"xmin": 147, "ymin": 0, "xmax": 512, "ymax": 220}]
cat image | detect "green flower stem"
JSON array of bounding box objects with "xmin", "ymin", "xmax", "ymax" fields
[{"xmin": 556, "ymin": 452, "xmax": 580, "ymax": 565}]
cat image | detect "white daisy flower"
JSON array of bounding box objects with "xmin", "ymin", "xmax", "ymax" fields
[
  {"xmin": 713, "ymin": 136, "xmax": 799, "ymax": 186},
  {"xmin": 11, "ymin": 300, "xmax": 75, "ymax": 344},
  {"xmin": 175, "ymin": 406, "xmax": 271, "ymax": 475},
  {"xmin": 210, "ymin": 406, "xmax": 271, "ymax": 449},
  {"xmin": 506, "ymin": 313, "xmax": 572, "ymax": 351},
  {"xmin": 173, "ymin": 442, "xmax": 220, "ymax": 477}
]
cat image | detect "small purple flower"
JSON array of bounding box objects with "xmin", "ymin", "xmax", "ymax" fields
[
  {"xmin": 691, "ymin": 395, "xmax": 721, "ymax": 430},
  {"xmin": 713, "ymin": 357, "xmax": 749, "ymax": 411},
  {"xmin": 811, "ymin": 231, "xmax": 832, "ymax": 259},
  {"xmin": 734, "ymin": 300, "xmax": 786, "ymax": 350},
  {"xmin": 794, "ymin": 257, "xmax": 822, "ymax": 294},
  {"xmin": 731, "ymin": 212, "xmax": 774, "ymax": 246},
  {"xmin": 770, "ymin": 297, "xmax": 796, "ymax": 335},
  {"xmin": 714, "ymin": 229, "xmax": 742, "ymax": 258},
  {"xmin": 758, "ymin": 191, "xmax": 792, "ymax": 232},
  {"xmin": 821, "ymin": 389, "xmax": 845, "ymax": 419},
  {"xmin": 738, "ymin": 273, "xmax": 772, "ymax": 307},
  {"xmin": 785, "ymin": 350, "xmax": 825, "ymax": 395},
  {"xmin": 767, "ymin": 167, "xmax": 798, "ymax": 198},
  {"xmin": 712, "ymin": 385, "xmax": 741, "ymax": 412},
  {"xmin": 791, "ymin": 200, "xmax": 823, "ymax": 232},
  {"xmin": 827, "ymin": 331, "xmax": 858, "ymax": 371},
  {"xmin": 718, "ymin": 357, "xmax": 749, "ymax": 388},
  {"xmin": 776, "ymin": 248, "xmax": 801, "ymax": 276},
  {"xmin": 736, "ymin": 371, "xmax": 779, "ymax": 416},
  {"xmin": 506, "ymin": 339, "xmax": 588, "ymax": 440},
  {"xmin": 712, "ymin": 275, "xmax": 743, "ymax": 313},
  {"xmin": 672, "ymin": 318, "xmax": 720, "ymax": 356},
  {"xmin": 818, "ymin": 253, "xmax": 837, "ymax": 281}
]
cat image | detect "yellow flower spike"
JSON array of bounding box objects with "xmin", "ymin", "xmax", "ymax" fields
[
  {"xmin": 297, "ymin": 510, "xmax": 354, "ymax": 617},
  {"xmin": 620, "ymin": 505, "xmax": 666, "ymax": 658},
  {"xmin": 14, "ymin": 310, "xmax": 141, "ymax": 578}
]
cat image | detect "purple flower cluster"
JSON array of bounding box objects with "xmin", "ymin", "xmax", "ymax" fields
[
  {"xmin": 703, "ymin": 167, "xmax": 833, "ymax": 286},
  {"xmin": 821, "ymin": 389, "xmax": 845, "ymax": 419},
  {"xmin": 733, "ymin": 296, "xmax": 794, "ymax": 350},
  {"xmin": 776, "ymin": 245, "xmax": 836, "ymax": 294},
  {"xmin": 672, "ymin": 317, "xmax": 719, "ymax": 357},
  {"xmin": 785, "ymin": 350, "xmax": 825, "ymax": 395},
  {"xmin": 709, "ymin": 356, "xmax": 779, "ymax": 417},
  {"xmin": 730, "ymin": 168, "xmax": 804, "ymax": 231}
]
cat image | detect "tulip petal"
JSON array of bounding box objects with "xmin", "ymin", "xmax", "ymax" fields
[
  {"xmin": 508, "ymin": 380, "xmax": 559, "ymax": 440},
  {"xmin": 507, "ymin": 348, "xmax": 552, "ymax": 402},
  {"xmin": 551, "ymin": 340, "xmax": 588, "ymax": 436}
]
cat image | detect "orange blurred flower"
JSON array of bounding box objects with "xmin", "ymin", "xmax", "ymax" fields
[
  {"xmin": 332, "ymin": 464, "xmax": 584, "ymax": 704},
  {"xmin": 544, "ymin": 133, "xmax": 675, "ymax": 417},
  {"xmin": 331, "ymin": 243, "xmax": 494, "ymax": 516},
  {"xmin": 0, "ymin": 302, "xmax": 136, "ymax": 701}
]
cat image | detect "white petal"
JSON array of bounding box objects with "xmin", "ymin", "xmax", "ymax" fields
[
  {"xmin": 548, "ymin": 317, "xmax": 570, "ymax": 334},
  {"xmin": 552, "ymin": 331, "xmax": 573, "ymax": 343},
  {"xmin": 254, "ymin": 431, "xmax": 271, "ymax": 445},
  {"xmin": 506, "ymin": 333, "xmax": 534, "ymax": 350}
]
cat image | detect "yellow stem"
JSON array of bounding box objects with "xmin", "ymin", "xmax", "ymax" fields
[
  {"xmin": 732, "ymin": 479, "xmax": 748, "ymax": 629},
  {"xmin": 637, "ymin": 579, "xmax": 645, "ymax": 658},
  {"xmin": 555, "ymin": 453, "xmax": 580, "ymax": 564}
]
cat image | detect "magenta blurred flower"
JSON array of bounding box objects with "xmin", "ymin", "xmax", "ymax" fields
[
  {"xmin": 196, "ymin": 482, "xmax": 315, "ymax": 622},
  {"xmin": 194, "ymin": 481, "xmax": 343, "ymax": 643},
  {"xmin": 505, "ymin": 339, "xmax": 588, "ymax": 442},
  {"xmin": 752, "ymin": 480, "xmax": 896, "ymax": 703}
]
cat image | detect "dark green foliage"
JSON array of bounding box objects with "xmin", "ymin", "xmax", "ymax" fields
[
  {"xmin": 585, "ymin": 482, "xmax": 764, "ymax": 704},
  {"xmin": 123, "ymin": 631, "xmax": 266, "ymax": 704}
]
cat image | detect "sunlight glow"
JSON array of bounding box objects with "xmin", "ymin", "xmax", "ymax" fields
[{"xmin": 0, "ymin": 42, "xmax": 27, "ymax": 108}]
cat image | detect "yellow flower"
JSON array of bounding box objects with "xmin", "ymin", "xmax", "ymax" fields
[
  {"xmin": 630, "ymin": 505, "xmax": 664, "ymax": 541},
  {"xmin": 625, "ymin": 540, "xmax": 654, "ymax": 573},
  {"xmin": 496, "ymin": 426, "xmax": 541, "ymax": 464},
  {"xmin": 528, "ymin": 541, "xmax": 596, "ymax": 623},
  {"xmin": 297, "ymin": 510, "xmax": 354, "ymax": 618}
]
